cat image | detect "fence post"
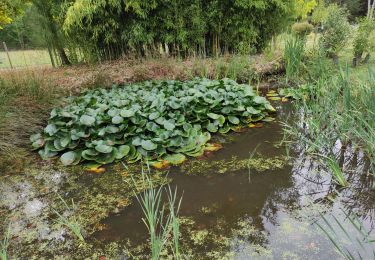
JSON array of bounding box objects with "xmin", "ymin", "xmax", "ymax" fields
[{"xmin": 2, "ymin": 42, "xmax": 13, "ymax": 69}]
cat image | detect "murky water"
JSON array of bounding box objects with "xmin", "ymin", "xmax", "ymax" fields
[
  {"xmin": 93, "ymin": 103, "xmax": 375, "ymax": 259},
  {"xmin": 1, "ymin": 103, "xmax": 373, "ymax": 258}
]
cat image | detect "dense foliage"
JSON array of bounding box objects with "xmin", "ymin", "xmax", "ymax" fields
[
  {"xmin": 30, "ymin": 79, "xmax": 274, "ymax": 166},
  {"xmin": 319, "ymin": 5, "xmax": 351, "ymax": 61}
]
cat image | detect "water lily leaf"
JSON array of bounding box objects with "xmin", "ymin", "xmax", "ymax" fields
[
  {"xmin": 141, "ymin": 140, "xmax": 158, "ymax": 151},
  {"xmin": 45, "ymin": 124, "xmax": 58, "ymax": 136},
  {"xmin": 207, "ymin": 113, "xmax": 220, "ymax": 119},
  {"xmin": 112, "ymin": 116, "xmax": 124, "ymax": 124},
  {"xmin": 82, "ymin": 149, "xmax": 99, "ymax": 160},
  {"xmin": 207, "ymin": 123, "xmax": 218, "ymax": 133},
  {"xmin": 149, "ymin": 112, "xmax": 160, "ymax": 120},
  {"xmin": 80, "ymin": 115, "xmax": 95, "ymax": 126},
  {"xmin": 116, "ymin": 145, "xmax": 130, "ymax": 159},
  {"xmin": 265, "ymin": 103, "xmax": 276, "ymax": 112},
  {"xmin": 163, "ymin": 120, "xmax": 175, "ymax": 131},
  {"xmin": 120, "ymin": 109, "xmax": 135, "ymax": 117},
  {"xmin": 95, "ymin": 144, "xmax": 113, "ymax": 153},
  {"xmin": 228, "ymin": 116, "xmax": 240, "ymax": 124},
  {"xmin": 164, "ymin": 153, "xmax": 186, "ymax": 165},
  {"xmin": 61, "ymin": 151, "xmax": 79, "ymax": 166}
]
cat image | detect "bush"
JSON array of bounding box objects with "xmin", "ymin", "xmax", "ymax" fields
[
  {"xmin": 319, "ymin": 5, "xmax": 351, "ymax": 62},
  {"xmin": 353, "ymin": 18, "xmax": 375, "ymax": 66},
  {"xmin": 292, "ymin": 22, "xmax": 314, "ymax": 37},
  {"xmin": 31, "ymin": 78, "xmax": 275, "ymax": 166}
]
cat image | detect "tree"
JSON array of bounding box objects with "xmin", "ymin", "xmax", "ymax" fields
[
  {"xmin": 32, "ymin": 0, "xmax": 71, "ymax": 65},
  {"xmin": 319, "ymin": 4, "xmax": 351, "ymax": 64}
]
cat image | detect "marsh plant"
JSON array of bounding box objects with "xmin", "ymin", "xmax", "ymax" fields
[
  {"xmin": 284, "ymin": 35, "xmax": 305, "ymax": 81},
  {"xmin": 282, "ymin": 65, "xmax": 375, "ymax": 186},
  {"xmin": 30, "ymin": 78, "xmax": 274, "ymax": 166},
  {"xmin": 53, "ymin": 194, "xmax": 85, "ymax": 242},
  {"xmin": 0, "ymin": 224, "xmax": 10, "ymax": 260},
  {"xmin": 133, "ymin": 166, "xmax": 183, "ymax": 259}
]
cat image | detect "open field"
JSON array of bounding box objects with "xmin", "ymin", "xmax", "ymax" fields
[{"xmin": 0, "ymin": 49, "xmax": 52, "ymax": 69}]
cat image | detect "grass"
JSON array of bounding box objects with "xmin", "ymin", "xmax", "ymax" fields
[
  {"xmin": 132, "ymin": 165, "xmax": 182, "ymax": 259},
  {"xmin": 0, "ymin": 224, "xmax": 10, "ymax": 260},
  {"xmin": 281, "ymin": 37, "xmax": 375, "ymax": 188},
  {"xmin": 284, "ymin": 35, "xmax": 305, "ymax": 80},
  {"xmin": 0, "ymin": 50, "xmax": 52, "ymax": 69},
  {"xmin": 0, "ymin": 70, "xmax": 62, "ymax": 173},
  {"xmin": 53, "ymin": 194, "xmax": 85, "ymax": 242}
]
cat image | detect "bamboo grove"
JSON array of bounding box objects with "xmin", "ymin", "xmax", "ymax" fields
[{"xmin": 1, "ymin": 0, "xmax": 299, "ymax": 64}]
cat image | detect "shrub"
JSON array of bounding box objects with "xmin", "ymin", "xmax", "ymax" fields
[
  {"xmin": 353, "ymin": 18, "xmax": 375, "ymax": 67},
  {"xmin": 292, "ymin": 22, "xmax": 314, "ymax": 37},
  {"xmin": 31, "ymin": 78, "xmax": 275, "ymax": 166},
  {"xmin": 319, "ymin": 5, "xmax": 351, "ymax": 63}
]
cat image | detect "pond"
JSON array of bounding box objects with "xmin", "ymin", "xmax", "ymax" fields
[
  {"xmin": 1, "ymin": 102, "xmax": 374, "ymax": 259},
  {"xmin": 92, "ymin": 103, "xmax": 374, "ymax": 259}
]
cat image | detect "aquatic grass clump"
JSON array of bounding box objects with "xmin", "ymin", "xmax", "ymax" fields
[
  {"xmin": 0, "ymin": 224, "xmax": 10, "ymax": 260},
  {"xmin": 31, "ymin": 78, "xmax": 275, "ymax": 166}
]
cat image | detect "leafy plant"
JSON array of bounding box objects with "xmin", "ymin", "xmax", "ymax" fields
[
  {"xmin": 353, "ymin": 18, "xmax": 375, "ymax": 67},
  {"xmin": 319, "ymin": 4, "xmax": 351, "ymax": 63},
  {"xmin": 31, "ymin": 78, "xmax": 275, "ymax": 166},
  {"xmin": 0, "ymin": 224, "xmax": 10, "ymax": 260}
]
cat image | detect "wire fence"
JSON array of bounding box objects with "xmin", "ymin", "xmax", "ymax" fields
[{"xmin": 0, "ymin": 42, "xmax": 53, "ymax": 70}]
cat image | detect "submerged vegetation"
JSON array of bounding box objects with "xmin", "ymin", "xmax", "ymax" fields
[{"xmin": 31, "ymin": 78, "xmax": 274, "ymax": 166}]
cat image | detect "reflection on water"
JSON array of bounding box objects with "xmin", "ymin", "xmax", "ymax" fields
[{"xmin": 95, "ymin": 103, "xmax": 375, "ymax": 258}]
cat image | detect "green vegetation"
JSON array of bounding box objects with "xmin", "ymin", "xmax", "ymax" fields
[
  {"xmin": 319, "ymin": 5, "xmax": 351, "ymax": 63},
  {"xmin": 0, "ymin": 224, "xmax": 10, "ymax": 260},
  {"xmin": 133, "ymin": 167, "xmax": 182, "ymax": 259},
  {"xmin": 53, "ymin": 194, "xmax": 85, "ymax": 242},
  {"xmin": 31, "ymin": 78, "xmax": 274, "ymax": 166}
]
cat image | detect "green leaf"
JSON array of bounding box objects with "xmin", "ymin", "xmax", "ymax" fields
[
  {"xmin": 45, "ymin": 124, "xmax": 58, "ymax": 136},
  {"xmin": 80, "ymin": 115, "xmax": 95, "ymax": 126},
  {"xmin": 116, "ymin": 145, "xmax": 130, "ymax": 159},
  {"xmin": 112, "ymin": 116, "xmax": 124, "ymax": 124},
  {"xmin": 120, "ymin": 109, "xmax": 135, "ymax": 117},
  {"xmin": 207, "ymin": 123, "xmax": 218, "ymax": 133},
  {"xmin": 61, "ymin": 151, "xmax": 78, "ymax": 166},
  {"xmin": 228, "ymin": 116, "xmax": 240, "ymax": 124},
  {"xmin": 95, "ymin": 144, "xmax": 113, "ymax": 153},
  {"xmin": 163, "ymin": 120, "xmax": 175, "ymax": 131},
  {"xmin": 164, "ymin": 153, "xmax": 186, "ymax": 165},
  {"xmin": 141, "ymin": 140, "xmax": 158, "ymax": 151}
]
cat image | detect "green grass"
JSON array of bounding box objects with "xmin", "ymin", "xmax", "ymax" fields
[
  {"xmin": 53, "ymin": 194, "xmax": 85, "ymax": 242},
  {"xmin": 132, "ymin": 165, "xmax": 182, "ymax": 259},
  {"xmin": 0, "ymin": 50, "xmax": 52, "ymax": 69},
  {"xmin": 0, "ymin": 224, "xmax": 10, "ymax": 260}
]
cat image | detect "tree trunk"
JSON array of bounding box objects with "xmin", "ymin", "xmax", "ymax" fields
[{"xmin": 57, "ymin": 48, "xmax": 71, "ymax": 66}]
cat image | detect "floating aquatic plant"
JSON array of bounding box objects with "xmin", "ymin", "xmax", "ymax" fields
[{"xmin": 31, "ymin": 78, "xmax": 274, "ymax": 166}]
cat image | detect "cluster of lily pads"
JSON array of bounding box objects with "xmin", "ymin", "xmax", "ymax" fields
[{"xmin": 30, "ymin": 78, "xmax": 275, "ymax": 167}]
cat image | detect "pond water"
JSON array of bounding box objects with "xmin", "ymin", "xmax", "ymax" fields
[
  {"xmin": 93, "ymin": 103, "xmax": 375, "ymax": 259},
  {"xmin": 1, "ymin": 103, "xmax": 373, "ymax": 259}
]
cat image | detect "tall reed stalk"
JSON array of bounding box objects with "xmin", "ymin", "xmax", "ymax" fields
[{"xmin": 132, "ymin": 166, "xmax": 182, "ymax": 259}]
